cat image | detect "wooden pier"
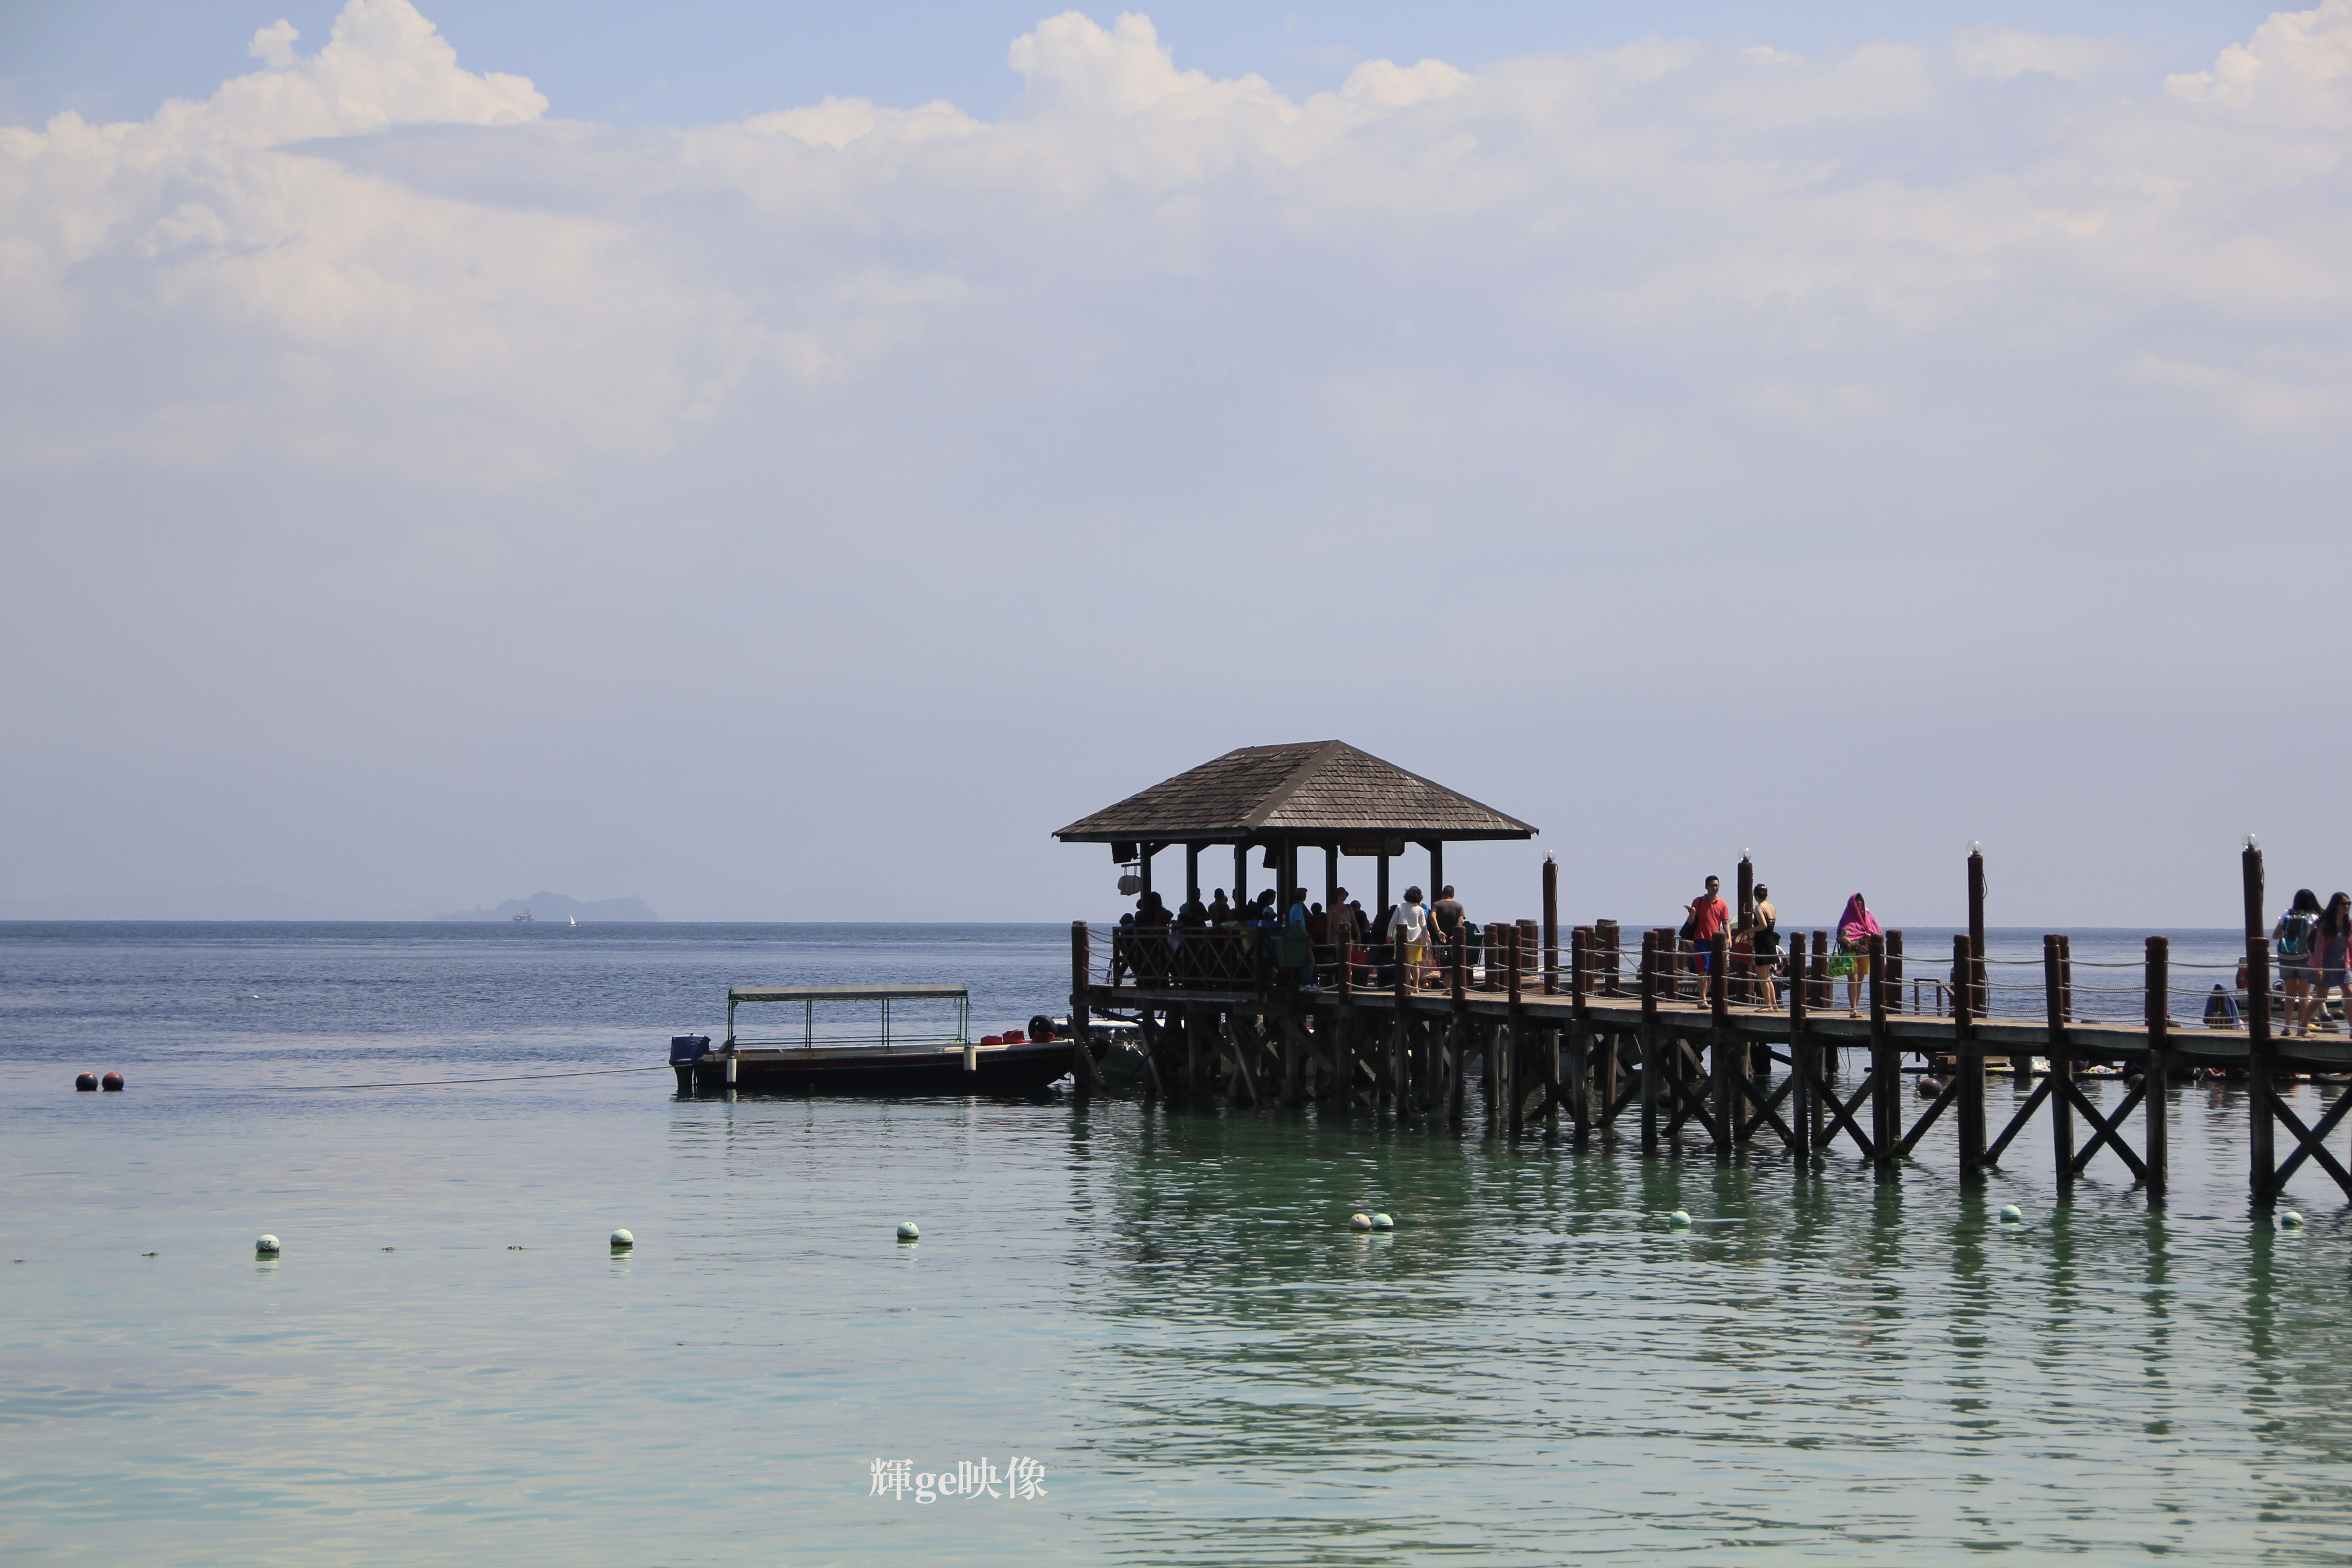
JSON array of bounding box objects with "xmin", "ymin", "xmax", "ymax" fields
[{"xmin": 1058, "ymin": 743, "xmax": 2352, "ymax": 1206}]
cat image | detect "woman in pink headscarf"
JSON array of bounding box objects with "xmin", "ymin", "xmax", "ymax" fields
[{"xmin": 1837, "ymin": 893, "xmax": 1882, "ymax": 1015}]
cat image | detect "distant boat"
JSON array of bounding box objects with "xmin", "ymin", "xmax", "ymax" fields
[
  {"xmin": 569, "ymin": 916, "xmax": 578, "ymax": 927},
  {"xmin": 513, "ymin": 909, "xmax": 534, "ymax": 922}
]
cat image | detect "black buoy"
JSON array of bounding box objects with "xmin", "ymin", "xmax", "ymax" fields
[
  {"xmin": 101, "ymin": 1071, "xmax": 124, "ymax": 1092},
  {"xmin": 74, "ymin": 1072, "xmax": 98, "ymax": 1092}
]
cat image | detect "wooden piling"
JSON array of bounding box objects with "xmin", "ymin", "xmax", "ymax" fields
[
  {"xmin": 1954, "ymin": 934, "xmax": 1984, "ymax": 1179},
  {"xmin": 1640, "ymin": 930, "xmax": 1661, "ymax": 1155},
  {"xmin": 1967, "ymin": 848, "xmax": 1988, "ymax": 1018},
  {"xmin": 1070, "ymin": 922, "xmax": 1098, "ymax": 1097},
  {"xmin": 2245, "ymin": 845, "xmax": 2276, "ymax": 1202},
  {"xmin": 2044, "ymin": 935, "xmax": 2074, "ymax": 1184},
  {"xmin": 2146, "ymin": 935, "xmax": 2170, "ymax": 1196},
  {"xmin": 1599, "ymin": 919, "xmax": 1621, "ymax": 997},
  {"xmin": 1869, "ymin": 932, "xmax": 1894, "ymax": 1175},
  {"xmin": 1392, "ymin": 930, "xmax": 1411, "ymax": 1121},
  {"xmin": 1542, "ymin": 858, "xmax": 1559, "ymax": 995},
  {"xmin": 2058, "ymin": 933, "xmax": 2073, "ymax": 1024},
  {"xmin": 1788, "ymin": 931, "xmax": 1812, "ymax": 1161},
  {"xmin": 1710, "ymin": 931, "xmax": 1733, "ymax": 1155},
  {"xmin": 1809, "ymin": 931, "xmax": 1830, "ymax": 1015}
]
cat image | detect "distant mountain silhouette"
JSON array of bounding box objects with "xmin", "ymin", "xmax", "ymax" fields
[{"xmin": 433, "ymin": 891, "xmax": 658, "ymax": 922}]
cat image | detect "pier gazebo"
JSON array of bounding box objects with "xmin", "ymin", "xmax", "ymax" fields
[{"xmin": 1053, "ymin": 740, "xmax": 1536, "ymax": 914}]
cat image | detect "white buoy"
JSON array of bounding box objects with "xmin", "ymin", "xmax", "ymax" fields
[
  {"xmin": 609, "ymin": 1229, "xmax": 634, "ymax": 1249},
  {"xmin": 1349, "ymin": 1213, "xmax": 1372, "ymax": 1230},
  {"xmin": 2282, "ymin": 1211, "xmax": 2305, "ymax": 1229},
  {"xmin": 255, "ymin": 1234, "xmax": 280, "ymax": 1254},
  {"xmin": 1999, "ymin": 1205, "xmax": 2023, "ymax": 1223},
  {"xmin": 897, "ymin": 1222, "xmax": 920, "ymax": 1242},
  {"xmin": 1667, "ymin": 1210, "xmax": 1692, "ymax": 1229},
  {"xmin": 1370, "ymin": 1213, "xmax": 1394, "ymax": 1231}
]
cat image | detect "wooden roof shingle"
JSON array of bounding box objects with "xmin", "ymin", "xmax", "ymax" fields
[{"xmin": 1054, "ymin": 741, "xmax": 1535, "ymax": 843}]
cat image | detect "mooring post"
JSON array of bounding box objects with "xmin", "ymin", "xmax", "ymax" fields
[
  {"xmin": 1599, "ymin": 919, "xmax": 1621, "ymax": 996},
  {"xmin": 1543, "ymin": 858, "xmax": 1559, "ymax": 995},
  {"xmin": 2044, "ymin": 935, "xmax": 2075, "ymax": 1185},
  {"xmin": 1967, "ymin": 847, "xmax": 1988, "ymax": 1016},
  {"xmin": 2146, "ymin": 934, "xmax": 2170, "ymax": 1196},
  {"xmin": 2244, "ymin": 843, "xmax": 2275, "ymax": 1202},
  {"xmin": 1869, "ymin": 933, "xmax": 1894, "ymax": 1175},
  {"xmin": 1710, "ymin": 931, "xmax": 1733, "ymax": 1154},
  {"xmin": 1887, "ymin": 930, "xmax": 1905, "ymax": 1016},
  {"xmin": 1070, "ymin": 922, "xmax": 1100, "ymax": 1098},
  {"xmin": 1955, "ymin": 934, "xmax": 1984, "ymax": 1180},
  {"xmin": 1810, "ymin": 930, "xmax": 1831, "ymax": 1019},
  {"xmin": 1640, "ymin": 930, "xmax": 1661, "ymax": 1155},
  {"xmin": 1788, "ymin": 931, "xmax": 1812, "ymax": 1161}
]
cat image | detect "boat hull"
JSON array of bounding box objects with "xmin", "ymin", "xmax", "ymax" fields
[{"xmin": 683, "ymin": 1040, "xmax": 1078, "ymax": 1097}]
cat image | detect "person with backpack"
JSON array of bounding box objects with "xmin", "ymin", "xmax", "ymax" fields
[
  {"xmin": 2274, "ymin": 888, "xmax": 2322, "ymax": 1036},
  {"xmin": 2301, "ymin": 892, "xmax": 2352, "ymax": 1035}
]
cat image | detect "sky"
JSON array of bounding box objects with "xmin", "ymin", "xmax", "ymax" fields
[{"xmin": 1, "ymin": 0, "xmax": 2346, "ymax": 927}]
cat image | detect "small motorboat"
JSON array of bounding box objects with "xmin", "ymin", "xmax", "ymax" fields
[{"xmin": 671, "ymin": 983, "xmax": 1087, "ymax": 1095}]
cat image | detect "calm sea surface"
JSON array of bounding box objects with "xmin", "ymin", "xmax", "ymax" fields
[{"xmin": 4, "ymin": 921, "xmax": 2350, "ymax": 1566}]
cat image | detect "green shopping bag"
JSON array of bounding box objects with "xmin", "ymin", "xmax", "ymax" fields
[{"xmin": 1826, "ymin": 951, "xmax": 1856, "ymax": 978}]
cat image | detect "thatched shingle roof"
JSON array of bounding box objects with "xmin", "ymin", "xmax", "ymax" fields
[{"xmin": 1054, "ymin": 741, "xmax": 1536, "ymax": 844}]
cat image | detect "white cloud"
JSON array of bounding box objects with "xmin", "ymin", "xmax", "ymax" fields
[
  {"xmin": 2167, "ymin": 0, "xmax": 2352, "ymax": 122},
  {"xmin": 2, "ymin": 2, "xmax": 2347, "ymax": 511}
]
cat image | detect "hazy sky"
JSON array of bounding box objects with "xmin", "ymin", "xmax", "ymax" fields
[{"xmin": 3, "ymin": 0, "xmax": 2345, "ymax": 927}]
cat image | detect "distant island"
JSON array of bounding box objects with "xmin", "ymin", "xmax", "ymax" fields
[{"xmin": 433, "ymin": 891, "xmax": 658, "ymax": 922}]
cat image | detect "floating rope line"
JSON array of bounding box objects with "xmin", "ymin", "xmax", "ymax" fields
[{"xmin": 265, "ymin": 1064, "xmax": 675, "ymax": 1091}]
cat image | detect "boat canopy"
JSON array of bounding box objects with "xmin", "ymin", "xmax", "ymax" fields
[
  {"xmin": 725, "ymin": 983, "xmax": 971, "ymax": 1050},
  {"xmin": 728, "ymin": 984, "xmax": 968, "ymax": 1004}
]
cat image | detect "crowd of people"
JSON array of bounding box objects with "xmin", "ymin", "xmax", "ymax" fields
[{"xmin": 1112, "ymin": 880, "xmax": 1511, "ymax": 992}]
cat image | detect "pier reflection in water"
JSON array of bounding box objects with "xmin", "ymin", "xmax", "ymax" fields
[{"xmin": 1053, "ymin": 1089, "xmax": 2352, "ymax": 1563}]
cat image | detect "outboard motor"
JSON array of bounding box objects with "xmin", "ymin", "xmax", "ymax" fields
[{"xmin": 670, "ymin": 1034, "xmax": 711, "ymax": 1093}]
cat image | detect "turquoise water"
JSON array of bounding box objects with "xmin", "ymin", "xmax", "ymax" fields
[{"xmin": 4, "ymin": 924, "xmax": 2350, "ymax": 1565}]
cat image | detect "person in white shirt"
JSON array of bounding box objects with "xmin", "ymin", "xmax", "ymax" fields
[{"xmin": 1395, "ymin": 887, "xmax": 1431, "ymax": 987}]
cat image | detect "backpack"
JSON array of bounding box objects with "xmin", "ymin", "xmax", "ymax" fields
[{"xmin": 2279, "ymin": 911, "xmax": 2316, "ymax": 958}]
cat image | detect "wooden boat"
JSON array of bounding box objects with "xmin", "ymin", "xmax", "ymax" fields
[{"xmin": 670, "ymin": 983, "xmax": 1082, "ymax": 1095}]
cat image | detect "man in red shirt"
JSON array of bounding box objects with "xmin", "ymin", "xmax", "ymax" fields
[{"xmin": 1686, "ymin": 875, "xmax": 1729, "ymax": 998}]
